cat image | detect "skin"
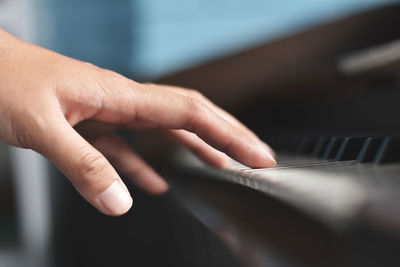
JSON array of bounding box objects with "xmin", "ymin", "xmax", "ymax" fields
[{"xmin": 0, "ymin": 29, "xmax": 276, "ymax": 216}]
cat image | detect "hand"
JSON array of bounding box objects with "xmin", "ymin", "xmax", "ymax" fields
[{"xmin": 0, "ymin": 30, "xmax": 276, "ymax": 216}]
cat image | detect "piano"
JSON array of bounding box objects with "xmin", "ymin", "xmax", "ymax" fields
[
  {"xmin": 49, "ymin": 3, "xmax": 400, "ymax": 267},
  {"xmin": 154, "ymin": 3, "xmax": 400, "ymax": 267}
]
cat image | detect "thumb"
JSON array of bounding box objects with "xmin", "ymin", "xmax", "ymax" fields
[{"xmin": 36, "ymin": 118, "xmax": 133, "ymax": 216}]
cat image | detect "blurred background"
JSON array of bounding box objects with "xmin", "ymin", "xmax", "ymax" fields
[
  {"xmin": 0, "ymin": 0, "xmax": 397, "ymax": 266},
  {"xmin": 38, "ymin": 0, "xmax": 395, "ymax": 78}
]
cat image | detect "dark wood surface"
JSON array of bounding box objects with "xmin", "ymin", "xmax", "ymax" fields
[{"xmin": 156, "ymin": 5, "xmax": 400, "ymax": 111}]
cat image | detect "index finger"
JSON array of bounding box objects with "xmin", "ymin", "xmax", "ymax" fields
[
  {"xmin": 155, "ymin": 84, "xmax": 276, "ymax": 157},
  {"xmin": 95, "ymin": 75, "xmax": 276, "ymax": 168}
]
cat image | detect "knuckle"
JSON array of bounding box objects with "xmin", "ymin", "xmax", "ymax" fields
[
  {"xmin": 99, "ymin": 69, "xmax": 127, "ymax": 93},
  {"xmin": 221, "ymin": 137, "xmax": 236, "ymax": 154},
  {"xmin": 142, "ymin": 82, "xmax": 154, "ymax": 88},
  {"xmin": 104, "ymin": 69, "xmax": 127, "ymax": 84},
  {"xmin": 184, "ymin": 97, "xmax": 210, "ymax": 130},
  {"xmin": 187, "ymin": 89, "xmax": 205, "ymax": 100},
  {"xmin": 140, "ymin": 83, "xmax": 158, "ymax": 96},
  {"xmin": 187, "ymin": 97, "xmax": 208, "ymax": 115},
  {"xmin": 99, "ymin": 68, "xmax": 118, "ymax": 80},
  {"xmin": 78, "ymin": 149, "xmax": 108, "ymax": 181},
  {"xmin": 99, "ymin": 69, "xmax": 139, "ymax": 99},
  {"xmin": 82, "ymin": 61, "xmax": 99, "ymax": 70},
  {"xmin": 96, "ymin": 69, "xmax": 129, "ymax": 104}
]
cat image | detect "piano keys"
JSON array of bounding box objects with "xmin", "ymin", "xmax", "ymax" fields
[{"xmin": 158, "ymin": 3, "xmax": 400, "ymax": 267}]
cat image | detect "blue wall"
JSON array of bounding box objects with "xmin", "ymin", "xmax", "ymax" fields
[
  {"xmin": 44, "ymin": 0, "xmax": 396, "ymax": 79},
  {"xmin": 46, "ymin": 0, "xmax": 132, "ymax": 75},
  {"xmin": 132, "ymin": 0, "xmax": 396, "ymax": 78}
]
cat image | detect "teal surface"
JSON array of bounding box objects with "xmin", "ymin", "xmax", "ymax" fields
[
  {"xmin": 44, "ymin": 0, "xmax": 396, "ymax": 78},
  {"xmin": 132, "ymin": 0, "xmax": 396, "ymax": 78}
]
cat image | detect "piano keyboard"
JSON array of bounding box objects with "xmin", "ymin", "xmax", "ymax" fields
[
  {"xmin": 174, "ymin": 132, "xmax": 400, "ymax": 230},
  {"xmin": 192, "ymin": 133, "xmax": 400, "ymax": 228},
  {"xmin": 267, "ymin": 133, "xmax": 400, "ymax": 164}
]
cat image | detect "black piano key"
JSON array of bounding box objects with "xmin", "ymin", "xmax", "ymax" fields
[
  {"xmin": 273, "ymin": 137, "xmax": 284, "ymax": 152},
  {"xmin": 296, "ymin": 136, "xmax": 317, "ymax": 155},
  {"xmin": 312, "ymin": 136, "xmax": 329, "ymax": 158},
  {"xmin": 374, "ymin": 135, "xmax": 400, "ymax": 164},
  {"xmin": 322, "ymin": 137, "xmax": 344, "ymax": 160},
  {"xmin": 289, "ymin": 135, "xmax": 303, "ymax": 152},
  {"xmin": 335, "ymin": 137, "xmax": 366, "ymax": 161},
  {"xmin": 356, "ymin": 137, "xmax": 384, "ymax": 163},
  {"xmin": 274, "ymin": 135, "xmax": 292, "ymax": 151}
]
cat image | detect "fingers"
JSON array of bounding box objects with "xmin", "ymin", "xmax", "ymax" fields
[
  {"xmin": 90, "ymin": 134, "xmax": 168, "ymax": 195},
  {"xmin": 167, "ymin": 129, "xmax": 231, "ymax": 168},
  {"xmin": 137, "ymin": 84, "xmax": 276, "ymax": 167},
  {"xmin": 157, "ymin": 84, "xmax": 276, "ymax": 157},
  {"xmin": 97, "ymin": 78, "xmax": 276, "ymax": 168},
  {"xmin": 36, "ymin": 118, "xmax": 133, "ymax": 216},
  {"xmin": 137, "ymin": 89, "xmax": 274, "ymax": 168}
]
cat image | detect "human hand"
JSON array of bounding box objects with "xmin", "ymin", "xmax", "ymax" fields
[{"xmin": 0, "ymin": 30, "xmax": 275, "ymax": 216}]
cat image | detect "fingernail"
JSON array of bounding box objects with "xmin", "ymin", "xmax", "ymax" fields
[
  {"xmin": 260, "ymin": 146, "xmax": 277, "ymax": 166},
  {"xmin": 97, "ymin": 181, "xmax": 133, "ymax": 216},
  {"xmin": 223, "ymin": 157, "xmax": 234, "ymax": 168},
  {"xmin": 261, "ymin": 142, "xmax": 276, "ymax": 158},
  {"xmin": 217, "ymin": 154, "xmax": 233, "ymax": 168}
]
